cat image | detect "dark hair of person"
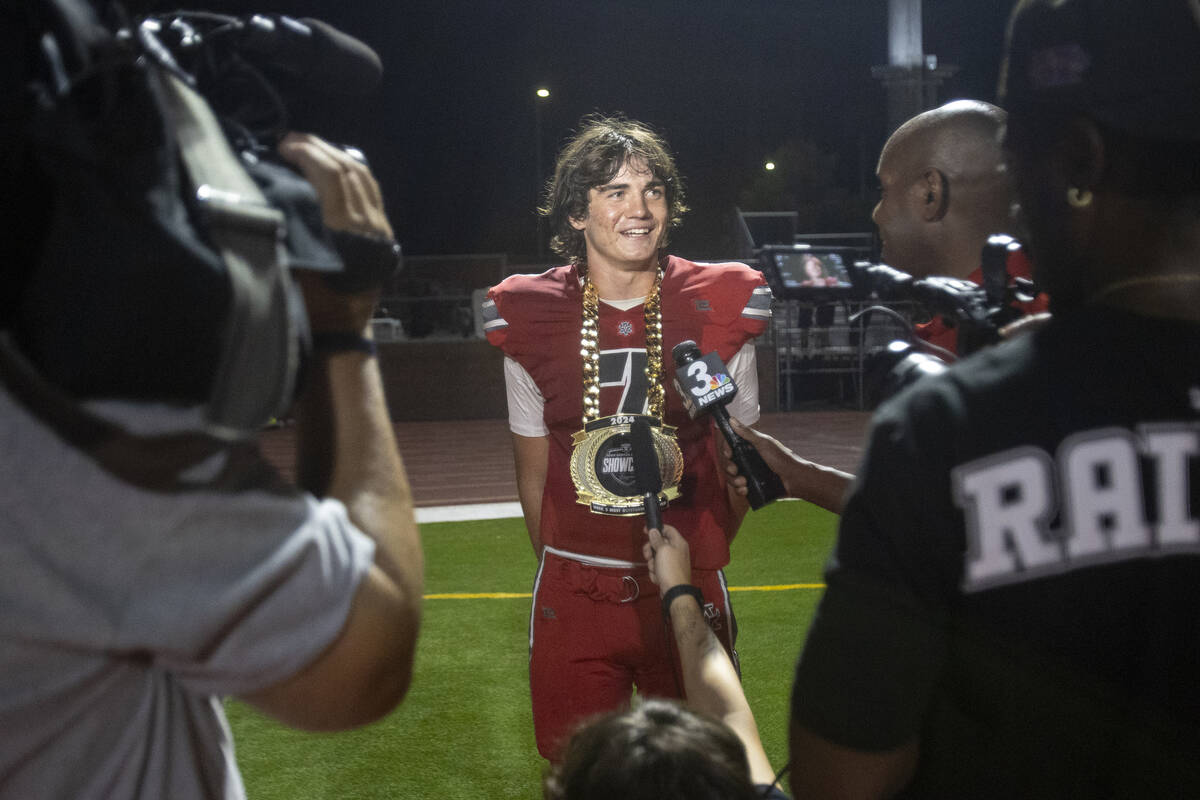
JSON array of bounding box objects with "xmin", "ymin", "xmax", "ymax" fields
[
  {"xmin": 543, "ymin": 699, "xmax": 760, "ymax": 800},
  {"xmin": 540, "ymin": 114, "xmax": 688, "ymax": 267}
]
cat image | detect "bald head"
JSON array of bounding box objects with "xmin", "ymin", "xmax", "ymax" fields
[{"xmin": 872, "ymin": 100, "xmax": 1015, "ymax": 278}]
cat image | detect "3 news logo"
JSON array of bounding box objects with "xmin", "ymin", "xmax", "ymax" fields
[{"xmin": 673, "ymin": 352, "xmax": 738, "ymax": 418}]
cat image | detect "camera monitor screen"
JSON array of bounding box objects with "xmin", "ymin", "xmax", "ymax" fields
[{"xmin": 759, "ymin": 246, "xmax": 856, "ymax": 300}]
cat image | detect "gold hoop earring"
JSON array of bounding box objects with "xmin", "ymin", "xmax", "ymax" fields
[{"xmin": 1066, "ymin": 187, "xmax": 1093, "ymax": 208}]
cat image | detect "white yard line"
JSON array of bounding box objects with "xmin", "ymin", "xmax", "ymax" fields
[{"xmin": 416, "ymin": 501, "xmax": 525, "ymax": 524}]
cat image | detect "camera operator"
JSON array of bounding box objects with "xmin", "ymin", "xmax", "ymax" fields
[
  {"xmin": 0, "ymin": 10, "xmax": 422, "ymax": 800},
  {"xmin": 729, "ymin": 102, "xmax": 1054, "ymax": 516},
  {"xmin": 873, "ymin": 99, "xmax": 1048, "ymax": 353},
  {"xmin": 785, "ymin": 1, "xmax": 1200, "ymax": 796}
]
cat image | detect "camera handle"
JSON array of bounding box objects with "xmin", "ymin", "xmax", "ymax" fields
[{"xmin": 157, "ymin": 66, "xmax": 304, "ymax": 435}]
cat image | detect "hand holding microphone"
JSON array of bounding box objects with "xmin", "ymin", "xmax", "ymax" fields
[
  {"xmin": 630, "ymin": 417, "xmax": 664, "ymax": 533},
  {"xmin": 671, "ymin": 341, "xmax": 786, "ymax": 510}
]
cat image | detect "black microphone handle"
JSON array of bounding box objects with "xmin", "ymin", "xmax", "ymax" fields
[
  {"xmin": 643, "ymin": 492, "xmax": 663, "ymax": 532},
  {"xmin": 710, "ymin": 408, "xmax": 787, "ymax": 510}
]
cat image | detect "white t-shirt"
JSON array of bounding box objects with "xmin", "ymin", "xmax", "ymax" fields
[{"xmin": 0, "ymin": 389, "xmax": 374, "ymax": 800}]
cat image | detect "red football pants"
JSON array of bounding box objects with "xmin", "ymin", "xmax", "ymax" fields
[{"xmin": 528, "ymin": 547, "xmax": 738, "ymax": 760}]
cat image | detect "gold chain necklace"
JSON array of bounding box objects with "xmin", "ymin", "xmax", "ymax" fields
[
  {"xmin": 580, "ymin": 268, "xmax": 665, "ymax": 425},
  {"xmin": 572, "ymin": 265, "xmax": 683, "ymax": 516}
]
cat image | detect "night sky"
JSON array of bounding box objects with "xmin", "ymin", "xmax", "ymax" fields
[{"xmin": 188, "ymin": 0, "xmax": 1017, "ymax": 262}]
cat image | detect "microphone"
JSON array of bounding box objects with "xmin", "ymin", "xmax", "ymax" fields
[
  {"xmin": 234, "ymin": 15, "xmax": 383, "ymax": 95},
  {"xmin": 671, "ymin": 340, "xmax": 786, "ymax": 510},
  {"xmin": 630, "ymin": 417, "xmax": 664, "ymax": 532}
]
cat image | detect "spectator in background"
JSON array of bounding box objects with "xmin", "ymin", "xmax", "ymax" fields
[{"xmin": 786, "ymin": 0, "xmax": 1200, "ymax": 796}]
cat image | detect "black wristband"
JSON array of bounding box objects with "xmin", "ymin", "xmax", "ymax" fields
[
  {"xmin": 661, "ymin": 584, "xmax": 704, "ymax": 619},
  {"xmin": 311, "ymin": 331, "xmax": 377, "ymax": 357}
]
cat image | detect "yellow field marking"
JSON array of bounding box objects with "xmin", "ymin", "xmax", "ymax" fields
[
  {"xmin": 424, "ymin": 584, "xmax": 825, "ymax": 600},
  {"xmin": 730, "ymin": 583, "xmax": 826, "ymax": 592},
  {"xmin": 424, "ymin": 592, "xmax": 532, "ymax": 600}
]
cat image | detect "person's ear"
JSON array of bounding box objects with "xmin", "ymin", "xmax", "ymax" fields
[
  {"xmin": 569, "ymin": 214, "xmax": 587, "ymax": 231},
  {"xmin": 920, "ymin": 168, "xmax": 949, "ymax": 222},
  {"xmin": 1059, "ymin": 116, "xmax": 1106, "ymax": 203}
]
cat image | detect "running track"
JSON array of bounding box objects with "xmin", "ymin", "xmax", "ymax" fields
[{"xmin": 257, "ymin": 411, "xmax": 872, "ymax": 515}]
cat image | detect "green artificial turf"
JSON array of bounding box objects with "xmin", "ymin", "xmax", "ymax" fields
[{"xmin": 228, "ymin": 500, "xmax": 838, "ymax": 799}]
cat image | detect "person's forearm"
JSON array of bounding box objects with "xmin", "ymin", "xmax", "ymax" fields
[
  {"xmin": 645, "ymin": 524, "xmax": 778, "ymax": 786},
  {"xmin": 512, "ymin": 433, "xmax": 548, "ymax": 558},
  {"xmin": 296, "ymin": 341, "xmax": 423, "ymax": 603},
  {"xmin": 516, "ymin": 481, "xmax": 544, "ymax": 557},
  {"xmin": 785, "ymin": 458, "xmax": 854, "ymax": 515},
  {"xmin": 241, "ymin": 335, "xmax": 422, "ymax": 731},
  {"xmin": 668, "ymin": 592, "xmax": 754, "ymax": 724},
  {"xmin": 525, "ymin": 523, "xmax": 543, "ymax": 557},
  {"xmin": 727, "ymin": 418, "xmax": 853, "ymax": 515}
]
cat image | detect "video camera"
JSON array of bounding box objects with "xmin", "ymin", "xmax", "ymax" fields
[
  {"xmin": 758, "ymin": 235, "xmax": 1042, "ymax": 406},
  {"xmin": 850, "ymin": 235, "xmax": 1038, "ymax": 357},
  {"xmin": 855, "ymin": 235, "xmax": 1041, "ymax": 405},
  {"xmin": 2, "ymin": 1, "xmax": 397, "ymax": 435}
]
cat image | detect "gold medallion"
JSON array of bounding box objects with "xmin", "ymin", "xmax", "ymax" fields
[{"xmin": 570, "ymin": 414, "xmax": 683, "ymax": 515}]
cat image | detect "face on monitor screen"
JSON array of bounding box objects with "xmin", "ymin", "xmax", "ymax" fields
[{"xmin": 775, "ymin": 250, "xmax": 851, "ymax": 289}]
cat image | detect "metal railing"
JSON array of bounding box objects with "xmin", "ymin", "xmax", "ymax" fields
[{"xmin": 769, "ymin": 297, "xmax": 918, "ymax": 409}]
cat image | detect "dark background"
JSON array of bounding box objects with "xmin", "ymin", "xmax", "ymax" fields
[{"xmin": 180, "ymin": 0, "xmax": 1016, "ymax": 262}]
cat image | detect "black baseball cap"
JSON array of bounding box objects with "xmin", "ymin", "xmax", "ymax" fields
[{"xmin": 1000, "ymin": 0, "xmax": 1200, "ymax": 141}]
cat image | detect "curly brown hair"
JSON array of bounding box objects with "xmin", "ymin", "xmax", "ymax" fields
[{"xmin": 540, "ymin": 115, "xmax": 688, "ymax": 266}]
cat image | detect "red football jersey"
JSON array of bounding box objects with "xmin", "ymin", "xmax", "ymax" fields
[{"xmin": 486, "ymin": 256, "xmax": 771, "ymax": 568}]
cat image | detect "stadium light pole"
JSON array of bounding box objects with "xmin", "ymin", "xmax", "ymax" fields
[{"xmin": 534, "ymin": 86, "xmax": 551, "ymax": 262}]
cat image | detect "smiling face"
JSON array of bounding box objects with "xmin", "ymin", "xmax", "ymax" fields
[{"xmin": 570, "ymin": 157, "xmax": 669, "ymax": 276}]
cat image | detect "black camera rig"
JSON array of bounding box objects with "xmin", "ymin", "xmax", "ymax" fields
[
  {"xmin": 4, "ymin": 1, "xmax": 396, "ymax": 434},
  {"xmin": 755, "ymin": 234, "xmax": 1043, "ymax": 405},
  {"xmin": 851, "ymin": 234, "xmax": 1038, "ymax": 357},
  {"xmin": 850, "ymin": 235, "xmax": 1042, "ymax": 405}
]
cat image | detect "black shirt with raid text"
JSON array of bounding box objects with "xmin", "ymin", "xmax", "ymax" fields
[{"xmin": 792, "ymin": 306, "xmax": 1200, "ymax": 798}]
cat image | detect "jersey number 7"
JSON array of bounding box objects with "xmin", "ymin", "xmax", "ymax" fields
[{"xmin": 598, "ymin": 348, "xmax": 650, "ymax": 415}]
